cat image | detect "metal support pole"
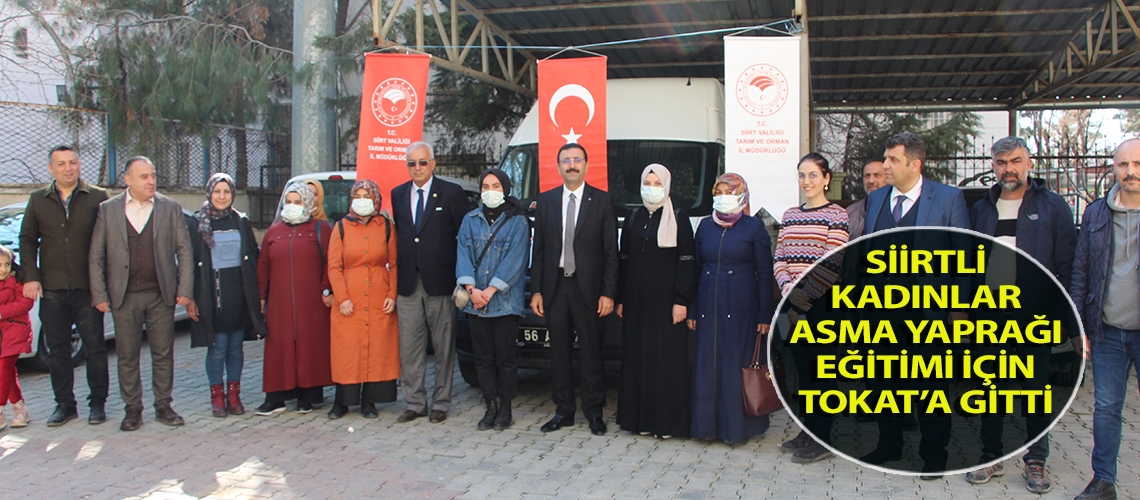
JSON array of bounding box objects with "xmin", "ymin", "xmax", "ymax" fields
[
  {"xmin": 292, "ymin": 0, "xmax": 338, "ymax": 176},
  {"xmin": 107, "ymin": 113, "xmax": 117, "ymax": 183},
  {"xmin": 1008, "ymin": 109, "xmax": 1020, "ymax": 136}
]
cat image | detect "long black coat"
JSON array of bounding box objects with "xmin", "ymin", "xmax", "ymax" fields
[{"xmin": 186, "ymin": 212, "xmax": 266, "ymax": 347}]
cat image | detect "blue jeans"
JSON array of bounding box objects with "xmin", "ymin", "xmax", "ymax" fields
[
  {"xmin": 1091, "ymin": 325, "xmax": 1140, "ymax": 484},
  {"xmin": 205, "ymin": 330, "xmax": 245, "ymax": 386}
]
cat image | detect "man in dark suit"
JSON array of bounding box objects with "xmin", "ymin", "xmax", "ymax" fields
[
  {"xmin": 89, "ymin": 156, "xmax": 196, "ymax": 431},
  {"xmin": 391, "ymin": 141, "xmax": 469, "ymax": 424},
  {"xmin": 859, "ymin": 132, "xmax": 970, "ymax": 479},
  {"xmin": 20, "ymin": 145, "xmax": 110, "ymax": 427},
  {"xmin": 530, "ymin": 143, "xmax": 619, "ymax": 436}
]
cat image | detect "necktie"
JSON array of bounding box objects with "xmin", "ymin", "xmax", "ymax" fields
[
  {"xmin": 415, "ymin": 188, "xmax": 425, "ymax": 233},
  {"xmin": 564, "ymin": 193, "xmax": 576, "ymax": 275},
  {"xmin": 892, "ymin": 194, "xmax": 905, "ymax": 223}
]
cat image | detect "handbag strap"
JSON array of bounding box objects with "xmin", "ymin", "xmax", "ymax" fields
[
  {"xmin": 474, "ymin": 208, "xmax": 515, "ymax": 270},
  {"xmin": 750, "ymin": 331, "xmax": 765, "ymax": 368}
]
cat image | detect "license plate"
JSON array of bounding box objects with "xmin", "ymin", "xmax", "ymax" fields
[{"xmin": 518, "ymin": 328, "xmax": 578, "ymax": 347}]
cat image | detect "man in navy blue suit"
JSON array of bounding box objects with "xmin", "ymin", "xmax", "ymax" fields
[
  {"xmin": 391, "ymin": 142, "xmax": 470, "ymax": 424},
  {"xmin": 858, "ymin": 132, "xmax": 970, "ymax": 479}
]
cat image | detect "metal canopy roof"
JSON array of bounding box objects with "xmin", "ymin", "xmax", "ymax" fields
[{"xmin": 454, "ymin": 0, "xmax": 1140, "ymax": 112}]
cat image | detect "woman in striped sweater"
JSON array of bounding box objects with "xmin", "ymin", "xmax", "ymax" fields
[{"xmin": 773, "ymin": 153, "xmax": 850, "ymax": 464}]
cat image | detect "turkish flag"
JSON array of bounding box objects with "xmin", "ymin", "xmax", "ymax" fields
[
  {"xmin": 356, "ymin": 53, "xmax": 430, "ymax": 212},
  {"xmin": 537, "ymin": 56, "xmax": 608, "ymax": 192}
]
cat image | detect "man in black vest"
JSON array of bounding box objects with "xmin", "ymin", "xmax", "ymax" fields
[
  {"xmin": 89, "ymin": 157, "xmax": 196, "ymax": 431},
  {"xmin": 20, "ymin": 145, "xmax": 110, "ymax": 426},
  {"xmin": 391, "ymin": 142, "xmax": 469, "ymax": 424}
]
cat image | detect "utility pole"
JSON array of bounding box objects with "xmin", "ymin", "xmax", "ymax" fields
[{"xmin": 292, "ymin": 0, "xmax": 338, "ymax": 175}]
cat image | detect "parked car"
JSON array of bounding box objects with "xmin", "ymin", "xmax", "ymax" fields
[{"xmin": 0, "ymin": 202, "xmax": 193, "ymax": 371}]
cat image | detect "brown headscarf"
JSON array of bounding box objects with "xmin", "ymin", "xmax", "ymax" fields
[
  {"xmin": 305, "ymin": 179, "xmax": 328, "ymax": 221},
  {"xmin": 346, "ymin": 179, "xmax": 383, "ymax": 223}
]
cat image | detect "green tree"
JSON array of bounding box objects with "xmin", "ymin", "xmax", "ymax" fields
[
  {"xmin": 818, "ymin": 112, "xmax": 981, "ymax": 199},
  {"xmin": 68, "ymin": 0, "xmax": 292, "ymax": 185}
]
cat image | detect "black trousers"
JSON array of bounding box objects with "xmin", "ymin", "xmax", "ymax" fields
[
  {"xmin": 546, "ymin": 274, "xmax": 606, "ymax": 419},
  {"xmin": 469, "ymin": 314, "xmax": 519, "ymax": 402},
  {"xmin": 979, "ymin": 338, "xmax": 1053, "ymax": 462},
  {"xmin": 41, "ymin": 289, "xmax": 107, "ymax": 408},
  {"xmin": 335, "ymin": 381, "xmax": 396, "ymax": 406}
]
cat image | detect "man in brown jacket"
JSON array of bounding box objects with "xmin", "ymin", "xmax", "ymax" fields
[
  {"xmin": 89, "ymin": 156, "xmax": 195, "ymax": 431},
  {"xmin": 19, "ymin": 145, "xmax": 110, "ymax": 426}
]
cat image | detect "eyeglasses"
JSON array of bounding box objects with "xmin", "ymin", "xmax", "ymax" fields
[
  {"xmin": 406, "ymin": 159, "xmax": 432, "ymax": 167},
  {"xmin": 559, "ymin": 157, "xmax": 585, "ymax": 166}
]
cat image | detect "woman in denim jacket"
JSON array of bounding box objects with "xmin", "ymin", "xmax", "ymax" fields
[{"xmin": 456, "ymin": 168, "xmax": 531, "ymax": 431}]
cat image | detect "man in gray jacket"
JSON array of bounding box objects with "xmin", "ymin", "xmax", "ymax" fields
[{"xmin": 89, "ymin": 156, "xmax": 196, "ymax": 431}]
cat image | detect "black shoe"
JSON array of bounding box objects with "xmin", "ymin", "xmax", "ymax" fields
[
  {"xmin": 88, "ymin": 404, "xmax": 106, "ymax": 425},
  {"xmin": 478, "ymin": 399, "xmax": 498, "ymax": 431},
  {"xmin": 588, "ymin": 417, "xmax": 607, "ymax": 436},
  {"xmin": 1075, "ymin": 478, "xmax": 1117, "ymax": 500},
  {"xmin": 858, "ymin": 448, "xmax": 902, "ymax": 465},
  {"xmin": 327, "ymin": 404, "xmax": 348, "ymax": 420},
  {"xmin": 493, "ymin": 400, "xmax": 512, "ymax": 431},
  {"xmin": 120, "ymin": 407, "xmax": 143, "ymax": 431},
  {"xmin": 46, "ymin": 405, "xmax": 78, "ymax": 427},
  {"xmin": 791, "ymin": 440, "xmax": 833, "ymax": 464},
  {"xmin": 920, "ymin": 474, "xmax": 944, "ymax": 481},
  {"xmin": 781, "ymin": 430, "xmax": 812, "ymax": 453},
  {"xmin": 255, "ymin": 401, "xmax": 286, "ymax": 416},
  {"xmin": 361, "ymin": 403, "xmax": 379, "ymax": 419},
  {"xmin": 155, "ymin": 406, "xmax": 185, "ymax": 426},
  {"xmin": 296, "ymin": 400, "xmax": 314, "ymax": 414},
  {"xmin": 541, "ymin": 414, "xmax": 574, "ymax": 433}
]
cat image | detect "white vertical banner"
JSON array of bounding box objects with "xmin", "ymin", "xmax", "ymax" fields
[{"xmin": 724, "ymin": 35, "xmax": 802, "ymax": 220}]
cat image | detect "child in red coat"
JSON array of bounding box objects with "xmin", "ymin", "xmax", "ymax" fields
[{"xmin": 0, "ymin": 246, "xmax": 33, "ymax": 430}]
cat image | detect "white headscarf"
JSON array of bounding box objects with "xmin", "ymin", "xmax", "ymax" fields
[{"xmin": 641, "ymin": 164, "xmax": 677, "ymax": 248}]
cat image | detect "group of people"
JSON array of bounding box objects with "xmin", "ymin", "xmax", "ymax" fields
[{"xmin": 0, "ymin": 133, "xmax": 1135, "ymax": 500}]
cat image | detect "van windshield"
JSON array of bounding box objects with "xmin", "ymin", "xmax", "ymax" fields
[{"xmin": 499, "ymin": 140, "xmax": 722, "ymax": 217}]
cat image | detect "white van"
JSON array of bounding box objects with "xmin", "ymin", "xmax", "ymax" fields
[
  {"xmin": 497, "ymin": 77, "xmax": 726, "ymax": 218},
  {"xmin": 455, "ymin": 77, "xmax": 728, "ymax": 387}
]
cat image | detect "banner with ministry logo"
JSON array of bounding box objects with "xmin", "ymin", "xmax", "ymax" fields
[
  {"xmin": 724, "ymin": 36, "xmax": 801, "ymax": 219},
  {"xmin": 537, "ymin": 56, "xmax": 608, "ymax": 192},
  {"xmin": 356, "ymin": 52, "xmax": 431, "ymax": 211}
]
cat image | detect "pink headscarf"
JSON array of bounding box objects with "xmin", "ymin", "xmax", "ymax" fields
[{"xmin": 712, "ymin": 173, "xmax": 750, "ymax": 227}]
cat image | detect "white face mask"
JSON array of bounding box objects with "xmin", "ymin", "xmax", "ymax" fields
[
  {"xmin": 351, "ymin": 198, "xmax": 375, "ymax": 216},
  {"xmin": 280, "ymin": 203, "xmax": 308, "ymax": 224},
  {"xmin": 481, "ymin": 190, "xmax": 505, "ymax": 209},
  {"xmin": 713, "ymin": 194, "xmax": 743, "ymax": 214},
  {"xmin": 641, "ymin": 185, "xmax": 666, "ymax": 205}
]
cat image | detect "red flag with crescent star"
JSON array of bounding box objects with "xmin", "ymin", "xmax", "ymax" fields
[
  {"xmin": 537, "ymin": 56, "xmax": 608, "ymax": 192},
  {"xmin": 356, "ymin": 52, "xmax": 431, "ymax": 212}
]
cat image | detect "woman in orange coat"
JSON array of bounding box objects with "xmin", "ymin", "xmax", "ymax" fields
[{"xmin": 327, "ymin": 179, "xmax": 399, "ymax": 419}]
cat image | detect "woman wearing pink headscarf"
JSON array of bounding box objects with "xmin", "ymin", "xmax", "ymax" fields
[{"xmin": 685, "ymin": 173, "xmax": 776, "ymax": 444}]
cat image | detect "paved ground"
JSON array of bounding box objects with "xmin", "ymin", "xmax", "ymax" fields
[{"xmin": 0, "ymin": 326, "xmax": 1136, "ymax": 499}]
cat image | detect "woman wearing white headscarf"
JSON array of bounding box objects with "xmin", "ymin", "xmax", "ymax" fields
[
  {"xmin": 615, "ymin": 164, "xmax": 697, "ymax": 439},
  {"xmin": 255, "ymin": 181, "xmax": 334, "ymax": 416}
]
